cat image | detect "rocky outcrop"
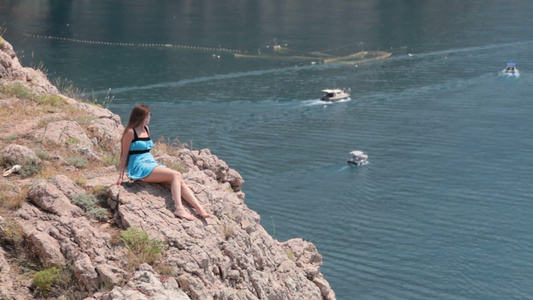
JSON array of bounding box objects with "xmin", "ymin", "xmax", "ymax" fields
[
  {"xmin": 95, "ymin": 264, "xmax": 190, "ymax": 300},
  {"xmin": 0, "ymin": 246, "xmax": 12, "ymax": 296},
  {"xmin": 0, "ymin": 38, "xmax": 336, "ymax": 300},
  {"xmin": 0, "ymin": 38, "xmax": 58, "ymax": 94},
  {"xmin": 0, "ymin": 144, "xmax": 41, "ymax": 166},
  {"xmin": 104, "ymin": 149, "xmax": 333, "ymax": 299}
]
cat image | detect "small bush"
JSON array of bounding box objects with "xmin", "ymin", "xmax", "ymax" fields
[
  {"xmin": 102, "ymin": 154, "xmax": 119, "ymax": 167},
  {"xmin": 72, "ymin": 193, "xmax": 108, "ymax": 221},
  {"xmin": 285, "ymin": 250, "xmax": 295, "ymax": 260},
  {"xmin": 35, "ymin": 149, "xmax": 50, "ymax": 160},
  {"xmin": 66, "ymin": 156, "xmax": 87, "ymax": 168},
  {"xmin": 0, "ymin": 184, "xmax": 27, "ymax": 210},
  {"xmin": 0, "ymin": 82, "xmax": 34, "ymax": 100},
  {"xmin": 35, "ymin": 94, "xmax": 66, "ymax": 107},
  {"xmin": 90, "ymin": 185, "xmax": 108, "ymax": 201},
  {"xmin": 3, "ymin": 134, "xmax": 19, "ymax": 141},
  {"xmin": 74, "ymin": 178, "xmax": 86, "ymax": 186},
  {"xmin": 52, "ymin": 77, "xmax": 87, "ymax": 101},
  {"xmin": 33, "ymin": 267, "xmax": 61, "ymax": 295},
  {"xmin": 169, "ymin": 162, "xmax": 188, "ymax": 173},
  {"xmin": 156, "ymin": 264, "xmax": 176, "ymax": 276},
  {"xmin": 18, "ymin": 159, "xmax": 41, "ymax": 178},
  {"xmin": 71, "ymin": 115, "xmax": 97, "ymax": 126},
  {"xmin": 120, "ymin": 227, "xmax": 166, "ymax": 269},
  {"xmin": 91, "ymin": 88, "xmax": 115, "ymax": 109},
  {"xmin": 153, "ymin": 137, "xmax": 186, "ymax": 157},
  {"xmin": 0, "ymin": 215, "xmax": 24, "ymax": 245},
  {"xmin": 65, "ymin": 137, "xmax": 80, "ymax": 147}
]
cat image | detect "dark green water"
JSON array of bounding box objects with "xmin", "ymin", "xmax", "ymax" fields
[{"xmin": 2, "ymin": 1, "xmax": 533, "ymax": 299}]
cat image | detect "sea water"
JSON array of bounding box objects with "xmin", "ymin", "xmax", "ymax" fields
[{"xmin": 2, "ymin": 1, "xmax": 533, "ymax": 298}]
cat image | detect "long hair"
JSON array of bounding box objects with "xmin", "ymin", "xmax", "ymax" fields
[
  {"xmin": 120, "ymin": 105, "xmax": 150, "ymax": 158},
  {"xmin": 123, "ymin": 104, "xmax": 150, "ymax": 136}
]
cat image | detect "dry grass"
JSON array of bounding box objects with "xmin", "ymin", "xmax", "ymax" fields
[
  {"xmin": 0, "ymin": 97, "xmax": 44, "ymax": 125},
  {"xmin": 153, "ymin": 137, "xmax": 187, "ymax": 157},
  {"xmin": 35, "ymin": 162, "xmax": 60, "ymax": 179},
  {"xmin": 0, "ymin": 212, "xmax": 24, "ymax": 247},
  {"xmin": 52, "ymin": 77, "xmax": 87, "ymax": 101},
  {"xmin": 0, "ymin": 183, "xmax": 28, "ymax": 210}
]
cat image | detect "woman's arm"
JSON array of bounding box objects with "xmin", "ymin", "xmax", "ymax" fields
[{"xmin": 116, "ymin": 128, "xmax": 134, "ymax": 185}]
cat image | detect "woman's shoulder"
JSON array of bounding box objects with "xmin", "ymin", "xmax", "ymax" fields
[{"xmin": 123, "ymin": 127, "xmax": 135, "ymax": 140}]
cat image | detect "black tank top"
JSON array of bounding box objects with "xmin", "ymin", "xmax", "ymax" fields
[{"xmin": 128, "ymin": 126, "xmax": 151, "ymax": 155}]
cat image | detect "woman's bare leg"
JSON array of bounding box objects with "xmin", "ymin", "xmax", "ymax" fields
[
  {"xmin": 141, "ymin": 167, "xmax": 195, "ymax": 220},
  {"xmin": 180, "ymin": 182, "xmax": 210, "ymax": 218}
]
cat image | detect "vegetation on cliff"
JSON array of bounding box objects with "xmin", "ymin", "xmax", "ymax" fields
[{"xmin": 0, "ymin": 36, "xmax": 335, "ymax": 300}]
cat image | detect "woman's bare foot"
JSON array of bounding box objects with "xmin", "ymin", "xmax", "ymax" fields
[
  {"xmin": 195, "ymin": 208, "xmax": 211, "ymax": 218},
  {"xmin": 174, "ymin": 209, "xmax": 195, "ymax": 221}
]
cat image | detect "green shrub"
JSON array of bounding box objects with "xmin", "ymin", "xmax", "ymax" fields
[
  {"xmin": 65, "ymin": 137, "xmax": 80, "ymax": 147},
  {"xmin": 66, "ymin": 156, "xmax": 87, "ymax": 168},
  {"xmin": 3, "ymin": 134, "xmax": 19, "ymax": 141},
  {"xmin": 72, "ymin": 115, "xmax": 97, "ymax": 126},
  {"xmin": 35, "ymin": 94, "xmax": 66, "ymax": 107},
  {"xmin": 91, "ymin": 185, "xmax": 108, "ymax": 201},
  {"xmin": 0, "ymin": 82, "xmax": 34, "ymax": 100},
  {"xmin": 102, "ymin": 154, "xmax": 119, "ymax": 167},
  {"xmin": 74, "ymin": 178, "xmax": 86, "ymax": 185},
  {"xmin": 18, "ymin": 158, "xmax": 41, "ymax": 178},
  {"xmin": 33, "ymin": 267, "xmax": 60, "ymax": 295},
  {"xmin": 35, "ymin": 150, "xmax": 50, "ymax": 160},
  {"xmin": 72, "ymin": 193, "xmax": 108, "ymax": 220},
  {"xmin": 120, "ymin": 227, "xmax": 166, "ymax": 267}
]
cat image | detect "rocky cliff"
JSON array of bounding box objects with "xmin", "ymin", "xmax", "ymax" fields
[{"xmin": 0, "ymin": 38, "xmax": 336, "ymax": 299}]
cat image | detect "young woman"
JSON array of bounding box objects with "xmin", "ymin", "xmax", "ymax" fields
[{"xmin": 116, "ymin": 104, "xmax": 210, "ymax": 221}]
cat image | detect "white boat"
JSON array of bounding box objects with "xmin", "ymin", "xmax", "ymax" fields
[
  {"xmin": 502, "ymin": 62, "xmax": 519, "ymax": 77},
  {"xmin": 347, "ymin": 150, "xmax": 368, "ymax": 166},
  {"xmin": 320, "ymin": 88, "xmax": 351, "ymax": 102}
]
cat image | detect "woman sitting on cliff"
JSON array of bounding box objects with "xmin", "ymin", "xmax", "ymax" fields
[{"xmin": 116, "ymin": 104, "xmax": 210, "ymax": 221}]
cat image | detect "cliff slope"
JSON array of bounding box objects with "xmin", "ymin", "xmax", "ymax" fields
[{"xmin": 0, "ymin": 37, "xmax": 336, "ymax": 300}]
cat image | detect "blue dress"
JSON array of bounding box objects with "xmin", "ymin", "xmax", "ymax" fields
[{"xmin": 127, "ymin": 126, "xmax": 165, "ymax": 180}]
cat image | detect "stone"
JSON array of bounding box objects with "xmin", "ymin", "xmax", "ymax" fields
[
  {"xmin": 28, "ymin": 179, "xmax": 84, "ymax": 217},
  {"xmin": 0, "ymin": 144, "xmax": 41, "ymax": 166},
  {"xmin": 73, "ymin": 253, "xmax": 100, "ymax": 291}
]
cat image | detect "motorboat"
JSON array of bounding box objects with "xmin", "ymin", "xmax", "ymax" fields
[
  {"xmin": 347, "ymin": 150, "xmax": 368, "ymax": 166},
  {"xmin": 503, "ymin": 62, "xmax": 519, "ymax": 77},
  {"xmin": 320, "ymin": 88, "xmax": 351, "ymax": 102}
]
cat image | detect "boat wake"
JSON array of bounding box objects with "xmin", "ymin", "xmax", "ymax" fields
[
  {"xmin": 499, "ymin": 69, "xmax": 520, "ymax": 78},
  {"xmin": 388, "ymin": 40, "xmax": 533, "ymax": 62},
  {"xmin": 302, "ymin": 97, "xmax": 352, "ymax": 106},
  {"xmin": 91, "ymin": 64, "xmax": 337, "ymax": 96}
]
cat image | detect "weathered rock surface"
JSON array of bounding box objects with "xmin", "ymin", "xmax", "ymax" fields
[
  {"xmin": 0, "ymin": 246, "xmax": 12, "ymax": 296},
  {"xmin": 0, "ymin": 144, "xmax": 41, "ymax": 166},
  {"xmin": 0, "ymin": 38, "xmax": 336, "ymax": 300},
  {"xmin": 0, "ymin": 38, "xmax": 58, "ymax": 94},
  {"xmin": 104, "ymin": 157, "xmax": 333, "ymax": 299}
]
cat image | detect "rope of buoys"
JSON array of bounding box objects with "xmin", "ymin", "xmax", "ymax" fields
[{"xmin": 22, "ymin": 33, "xmax": 243, "ymax": 54}]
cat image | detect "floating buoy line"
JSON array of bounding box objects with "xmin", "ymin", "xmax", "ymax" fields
[
  {"xmin": 22, "ymin": 33, "xmax": 245, "ymax": 54},
  {"xmin": 23, "ymin": 33, "xmax": 400, "ymax": 65}
]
